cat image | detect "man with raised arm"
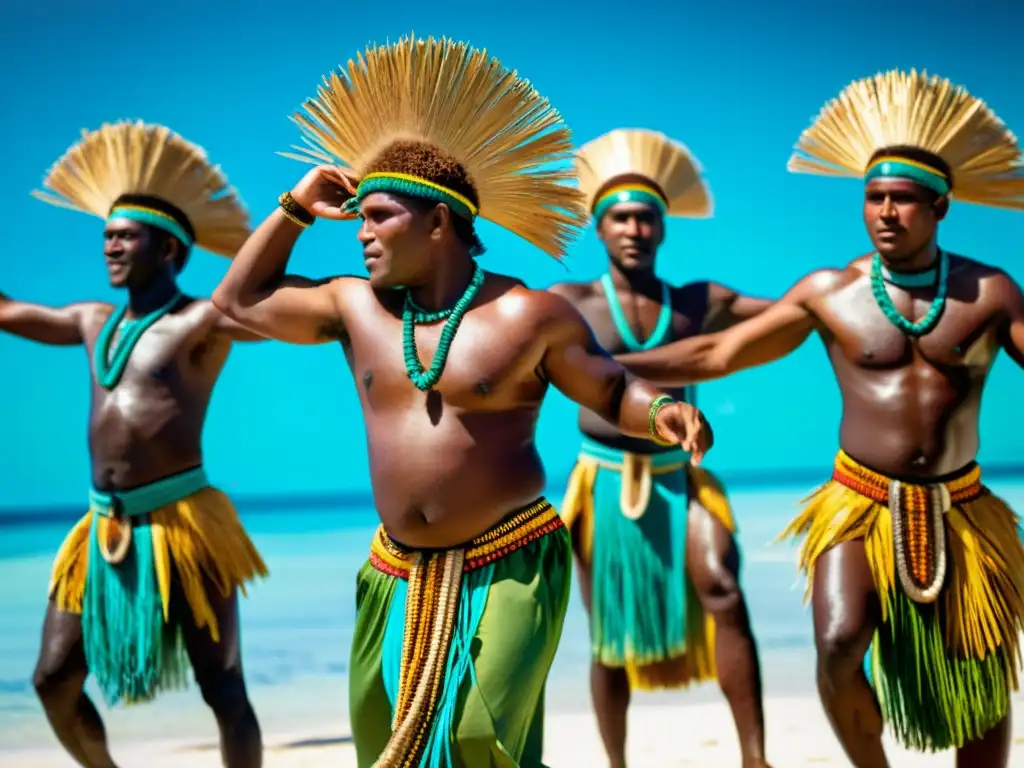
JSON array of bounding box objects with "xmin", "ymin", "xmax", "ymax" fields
[
  {"xmin": 2, "ymin": 122, "xmax": 269, "ymax": 768},
  {"xmin": 212, "ymin": 36, "xmax": 713, "ymax": 768},
  {"xmin": 550, "ymin": 128, "xmax": 772, "ymax": 768},
  {"xmin": 619, "ymin": 70, "xmax": 1024, "ymax": 767}
]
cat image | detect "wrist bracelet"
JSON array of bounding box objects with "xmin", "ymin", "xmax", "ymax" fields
[
  {"xmin": 648, "ymin": 394, "xmax": 675, "ymax": 445},
  {"xmin": 278, "ymin": 191, "xmax": 315, "ymax": 228}
]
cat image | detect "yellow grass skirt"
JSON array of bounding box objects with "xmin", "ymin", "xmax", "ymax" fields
[
  {"xmin": 48, "ymin": 486, "xmax": 268, "ymax": 704},
  {"xmin": 562, "ymin": 439, "xmax": 735, "ymax": 691},
  {"xmin": 780, "ymin": 450, "xmax": 1024, "ymax": 751}
]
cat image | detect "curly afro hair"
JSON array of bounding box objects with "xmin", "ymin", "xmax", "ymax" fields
[
  {"xmin": 366, "ymin": 140, "xmax": 485, "ymax": 255},
  {"xmin": 366, "ymin": 140, "xmax": 480, "ymax": 208}
]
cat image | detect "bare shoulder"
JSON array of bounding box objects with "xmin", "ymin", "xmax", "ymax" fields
[
  {"xmin": 797, "ymin": 262, "xmax": 860, "ymax": 300},
  {"xmin": 950, "ymin": 253, "xmax": 1013, "ymax": 283},
  {"xmin": 546, "ymin": 279, "xmax": 595, "ymax": 305},
  {"xmin": 951, "ymin": 254, "xmax": 1024, "ymax": 309},
  {"xmin": 76, "ymin": 300, "xmax": 116, "ymax": 329},
  {"xmin": 494, "ymin": 279, "xmax": 593, "ymax": 348},
  {"xmin": 673, "ymin": 279, "xmax": 713, "ymax": 306}
]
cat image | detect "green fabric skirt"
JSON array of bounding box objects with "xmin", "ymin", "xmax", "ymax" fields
[{"xmin": 349, "ymin": 504, "xmax": 571, "ymax": 768}]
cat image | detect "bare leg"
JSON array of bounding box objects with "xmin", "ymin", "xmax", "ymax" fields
[
  {"xmin": 572, "ymin": 522, "xmax": 630, "ymax": 768},
  {"xmin": 812, "ymin": 540, "xmax": 888, "ymax": 767},
  {"xmin": 956, "ymin": 705, "xmax": 1012, "ymax": 768},
  {"xmin": 33, "ymin": 600, "xmax": 118, "ymax": 768},
  {"xmin": 175, "ymin": 581, "xmax": 262, "ymax": 768},
  {"xmin": 686, "ymin": 500, "xmax": 769, "ymax": 768}
]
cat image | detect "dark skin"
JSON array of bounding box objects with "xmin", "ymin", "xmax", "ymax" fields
[
  {"xmin": 2, "ymin": 218, "xmax": 266, "ymax": 768},
  {"xmin": 549, "ymin": 200, "xmax": 772, "ymax": 768},
  {"xmin": 618, "ymin": 177, "xmax": 1024, "ymax": 767},
  {"xmin": 212, "ymin": 165, "xmax": 712, "ymax": 552}
]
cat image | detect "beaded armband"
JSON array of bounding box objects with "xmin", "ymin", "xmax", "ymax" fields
[
  {"xmin": 648, "ymin": 394, "xmax": 676, "ymax": 446},
  {"xmin": 278, "ymin": 191, "xmax": 315, "ymax": 228}
]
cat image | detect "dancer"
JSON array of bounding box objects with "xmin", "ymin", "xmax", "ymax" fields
[
  {"xmin": 618, "ymin": 70, "xmax": 1024, "ymax": 766},
  {"xmin": 2, "ymin": 121, "xmax": 269, "ymax": 768},
  {"xmin": 551, "ymin": 128, "xmax": 772, "ymax": 768},
  {"xmin": 212, "ymin": 35, "xmax": 714, "ymax": 768}
]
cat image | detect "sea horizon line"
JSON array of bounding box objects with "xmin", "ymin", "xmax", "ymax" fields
[{"xmin": 4, "ymin": 461, "xmax": 1024, "ymax": 527}]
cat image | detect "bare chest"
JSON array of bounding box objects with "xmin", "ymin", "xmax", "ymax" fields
[
  {"xmin": 820, "ymin": 281, "xmax": 999, "ymax": 371},
  {"xmin": 576, "ymin": 292, "xmax": 702, "ymax": 354},
  {"xmin": 345, "ymin": 309, "xmax": 545, "ymax": 409},
  {"xmin": 84, "ymin": 313, "xmax": 227, "ymax": 413}
]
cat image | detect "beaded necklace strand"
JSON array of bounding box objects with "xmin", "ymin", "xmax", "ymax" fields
[
  {"xmin": 94, "ymin": 292, "xmax": 183, "ymax": 389},
  {"xmin": 869, "ymin": 250, "xmax": 949, "ymax": 337},
  {"xmin": 402, "ymin": 265, "xmax": 485, "ymax": 391}
]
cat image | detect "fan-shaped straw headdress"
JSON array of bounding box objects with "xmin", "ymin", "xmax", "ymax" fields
[
  {"xmin": 31, "ymin": 121, "xmax": 251, "ymax": 257},
  {"xmin": 575, "ymin": 128, "xmax": 712, "ymax": 222},
  {"xmin": 281, "ymin": 34, "xmax": 587, "ymax": 259},
  {"xmin": 788, "ymin": 69, "xmax": 1024, "ymax": 210}
]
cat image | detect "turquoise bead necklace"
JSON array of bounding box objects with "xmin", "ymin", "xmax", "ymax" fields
[
  {"xmin": 94, "ymin": 291, "xmax": 183, "ymax": 389},
  {"xmin": 869, "ymin": 250, "xmax": 949, "ymax": 337},
  {"xmin": 402, "ymin": 264, "xmax": 485, "ymax": 391},
  {"xmin": 599, "ymin": 272, "xmax": 674, "ymax": 352}
]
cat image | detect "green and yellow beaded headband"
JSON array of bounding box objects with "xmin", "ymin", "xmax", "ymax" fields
[
  {"xmin": 341, "ymin": 171, "xmax": 479, "ymax": 221},
  {"xmin": 592, "ymin": 182, "xmax": 668, "ymax": 221},
  {"xmin": 864, "ymin": 156, "xmax": 950, "ymax": 196},
  {"xmin": 106, "ymin": 202, "xmax": 195, "ymax": 246}
]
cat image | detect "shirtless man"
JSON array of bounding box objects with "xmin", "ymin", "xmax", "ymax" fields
[
  {"xmin": 5, "ymin": 121, "xmax": 268, "ymax": 768},
  {"xmin": 617, "ymin": 71, "xmax": 1024, "ymax": 766},
  {"xmin": 550, "ymin": 128, "xmax": 772, "ymax": 767},
  {"xmin": 212, "ymin": 36, "xmax": 713, "ymax": 767}
]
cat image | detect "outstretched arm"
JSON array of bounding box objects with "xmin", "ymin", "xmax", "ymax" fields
[
  {"xmin": 997, "ymin": 271, "xmax": 1024, "ymax": 369},
  {"xmin": 538, "ymin": 291, "xmax": 713, "ymax": 461},
  {"xmin": 0, "ymin": 293, "xmax": 96, "ymax": 346},
  {"xmin": 213, "ymin": 166, "xmax": 355, "ymax": 345},
  {"xmin": 701, "ymin": 281, "xmax": 775, "ymax": 332},
  {"xmin": 617, "ymin": 272, "xmax": 830, "ymax": 386}
]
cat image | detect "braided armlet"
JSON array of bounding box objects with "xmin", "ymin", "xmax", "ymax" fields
[
  {"xmin": 648, "ymin": 395, "xmax": 676, "ymax": 446},
  {"xmin": 278, "ymin": 192, "xmax": 315, "ymax": 228}
]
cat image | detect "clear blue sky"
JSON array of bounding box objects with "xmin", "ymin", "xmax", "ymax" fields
[{"xmin": 2, "ymin": 1, "xmax": 1023, "ymax": 507}]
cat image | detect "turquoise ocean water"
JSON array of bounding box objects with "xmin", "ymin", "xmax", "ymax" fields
[{"xmin": 2, "ymin": 479, "xmax": 1023, "ymax": 751}]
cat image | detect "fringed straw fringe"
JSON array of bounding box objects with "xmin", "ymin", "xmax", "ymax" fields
[
  {"xmin": 562, "ymin": 461, "xmax": 734, "ymax": 690},
  {"xmin": 781, "ymin": 478, "xmax": 1024, "ymax": 749},
  {"xmin": 49, "ymin": 486, "xmax": 268, "ymax": 648}
]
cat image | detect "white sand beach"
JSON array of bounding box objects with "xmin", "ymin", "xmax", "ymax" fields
[{"xmin": 10, "ymin": 694, "xmax": 1024, "ymax": 766}]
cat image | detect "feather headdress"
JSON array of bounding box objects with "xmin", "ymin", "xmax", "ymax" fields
[
  {"xmin": 788, "ymin": 69, "xmax": 1024, "ymax": 210},
  {"xmin": 282, "ymin": 34, "xmax": 587, "ymax": 259},
  {"xmin": 575, "ymin": 129, "xmax": 712, "ymax": 221},
  {"xmin": 32, "ymin": 121, "xmax": 251, "ymax": 257}
]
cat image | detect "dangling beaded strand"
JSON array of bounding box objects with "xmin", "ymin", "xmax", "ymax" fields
[
  {"xmin": 403, "ymin": 265, "xmax": 485, "ymax": 391},
  {"xmin": 870, "ymin": 250, "xmax": 949, "ymax": 337}
]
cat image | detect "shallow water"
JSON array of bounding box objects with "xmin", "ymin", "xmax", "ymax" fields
[{"xmin": 2, "ymin": 480, "xmax": 1021, "ymax": 749}]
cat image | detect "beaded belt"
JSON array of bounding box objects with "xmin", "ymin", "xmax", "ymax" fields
[
  {"xmin": 832, "ymin": 450, "xmax": 984, "ymax": 604},
  {"xmin": 368, "ymin": 498, "xmax": 561, "ymax": 767},
  {"xmin": 369, "ymin": 498, "xmax": 563, "ymax": 578}
]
